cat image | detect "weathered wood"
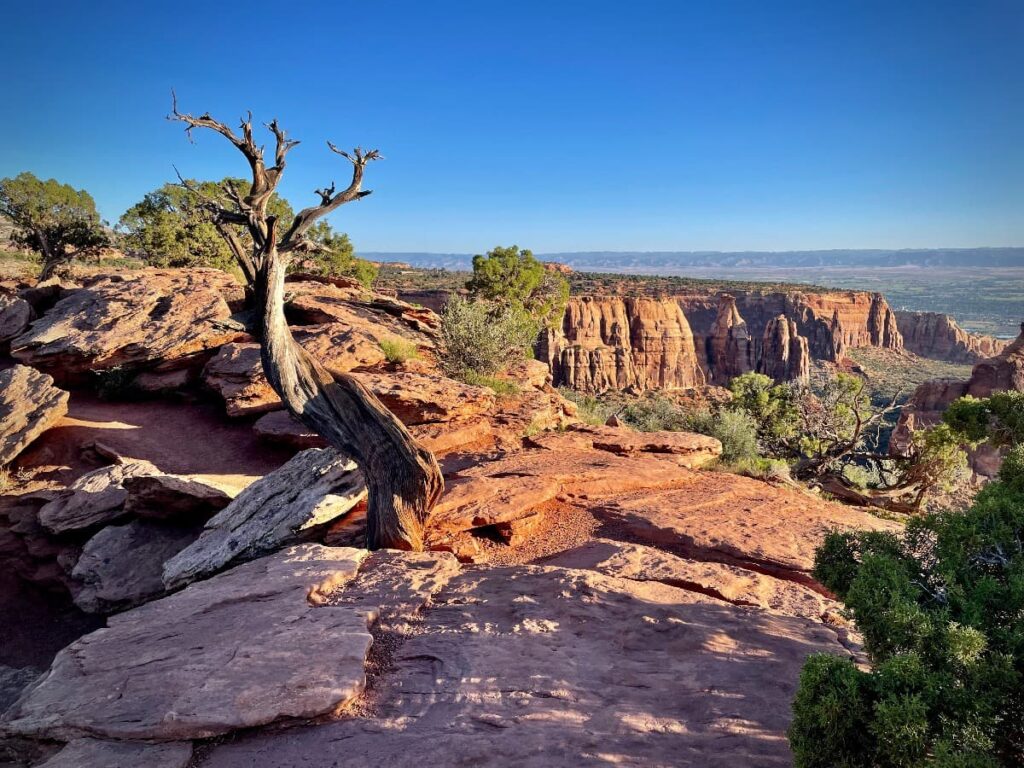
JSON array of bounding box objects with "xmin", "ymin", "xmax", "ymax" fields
[{"xmin": 170, "ymin": 99, "xmax": 443, "ymax": 550}]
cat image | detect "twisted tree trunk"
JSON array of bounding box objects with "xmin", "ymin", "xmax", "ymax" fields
[
  {"xmin": 169, "ymin": 98, "xmax": 443, "ymax": 549},
  {"xmin": 256, "ymin": 236, "xmax": 443, "ymax": 550}
]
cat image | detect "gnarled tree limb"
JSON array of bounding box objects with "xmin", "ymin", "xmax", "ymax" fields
[{"xmin": 169, "ymin": 96, "xmax": 442, "ymax": 550}]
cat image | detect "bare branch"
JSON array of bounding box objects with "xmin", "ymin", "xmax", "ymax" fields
[{"xmin": 280, "ymin": 142, "xmax": 382, "ymax": 248}]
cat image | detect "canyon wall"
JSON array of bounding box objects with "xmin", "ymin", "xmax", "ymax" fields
[
  {"xmin": 895, "ymin": 311, "xmax": 1008, "ymax": 364},
  {"xmin": 545, "ymin": 290, "xmax": 903, "ymax": 393},
  {"xmin": 891, "ymin": 323, "xmax": 1024, "ymax": 476},
  {"xmin": 539, "ymin": 297, "xmax": 706, "ymax": 393}
]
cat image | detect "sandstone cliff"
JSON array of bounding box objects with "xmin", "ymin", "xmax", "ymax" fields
[
  {"xmin": 547, "ymin": 289, "xmax": 902, "ymax": 391},
  {"xmin": 540, "ymin": 297, "xmax": 705, "ymax": 393},
  {"xmin": 895, "ymin": 311, "xmax": 1008, "ymax": 364},
  {"xmin": 891, "ymin": 323, "xmax": 1024, "ymax": 473},
  {"xmin": 757, "ymin": 315, "xmax": 810, "ymax": 383}
]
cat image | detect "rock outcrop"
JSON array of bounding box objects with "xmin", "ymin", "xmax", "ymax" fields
[
  {"xmin": 708, "ymin": 295, "xmax": 754, "ymax": 381},
  {"xmin": 964, "ymin": 323, "xmax": 1024, "ymax": 397},
  {"xmin": 162, "ymin": 448, "xmax": 366, "ymax": 589},
  {"xmin": 195, "ymin": 558, "xmax": 859, "ymax": 768},
  {"xmin": 10, "ymin": 269, "xmax": 245, "ymax": 383},
  {"xmin": 891, "ymin": 324, "xmax": 1024, "ymax": 466},
  {"xmin": 0, "ymin": 365, "xmax": 69, "ymax": 466},
  {"xmin": 895, "ymin": 310, "xmax": 1008, "ymax": 364},
  {"xmin": 757, "ymin": 314, "xmax": 810, "ymax": 382},
  {"xmin": 3, "ymin": 545, "xmax": 375, "ymax": 741},
  {"xmin": 0, "ymin": 293, "xmax": 32, "ymax": 344},
  {"xmin": 547, "ymin": 289, "xmax": 904, "ymax": 391},
  {"xmin": 541, "ymin": 296, "xmax": 705, "ymax": 393},
  {"xmin": 71, "ymin": 519, "xmax": 202, "ymax": 613}
]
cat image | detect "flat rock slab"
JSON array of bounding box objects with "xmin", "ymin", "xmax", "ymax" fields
[
  {"xmin": 0, "ymin": 365, "xmax": 69, "ymax": 465},
  {"xmin": 196, "ymin": 564, "xmax": 855, "ymax": 768},
  {"xmin": 72, "ymin": 519, "xmax": 202, "ymax": 613},
  {"xmin": 37, "ymin": 459, "xmax": 158, "ymax": 533},
  {"xmin": 163, "ymin": 448, "xmax": 366, "ymax": 589},
  {"xmin": 596, "ymin": 474, "xmax": 900, "ymax": 574},
  {"xmin": 10, "ymin": 269, "xmax": 245, "ymax": 380},
  {"xmin": 544, "ymin": 539, "xmax": 841, "ymax": 623},
  {"xmin": 38, "ymin": 738, "xmax": 192, "ymax": 768},
  {"xmin": 123, "ymin": 472, "xmax": 235, "ymax": 520},
  {"xmin": 3, "ymin": 545, "xmax": 372, "ymax": 741},
  {"xmin": 428, "ymin": 448, "xmax": 696, "ymax": 538},
  {"xmin": 528, "ymin": 424, "xmax": 722, "ymax": 467}
]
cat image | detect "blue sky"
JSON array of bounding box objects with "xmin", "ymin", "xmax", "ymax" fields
[{"xmin": 2, "ymin": 1, "xmax": 1022, "ymax": 252}]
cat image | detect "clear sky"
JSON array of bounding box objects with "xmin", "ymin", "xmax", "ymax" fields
[{"xmin": 2, "ymin": 0, "xmax": 1022, "ymax": 253}]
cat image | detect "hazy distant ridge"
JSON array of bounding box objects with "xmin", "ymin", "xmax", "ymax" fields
[{"xmin": 363, "ymin": 247, "xmax": 1024, "ymax": 271}]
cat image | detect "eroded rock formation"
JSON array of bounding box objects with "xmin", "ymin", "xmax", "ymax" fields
[
  {"xmin": 546, "ymin": 289, "xmax": 904, "ymax": 391},
  {"xmin": 892, "ymin": 324, "xmax": 1024, "ymax": 469},
  {"xmin": 757, "ymin": 315, "xmax": 810, "ymax": 382},
  {"xmin": 540, "ymin": 296, "xmax": 705, "ymax": 393},
  {"xmin": 895, "ymin": 310, "xmax": 1008, "ymax": 364},
  {"xmin": 0, "ymin": 365, "xmax": 68, "ymax": 465}
]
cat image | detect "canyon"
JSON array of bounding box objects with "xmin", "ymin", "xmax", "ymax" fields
[
  {"xmin": 0, "ymin": 266, "xmax": 901, "ymax": 767},
  {"xmin": 540, "ymin": 289, "xmax": 900, "ymax": 392}
]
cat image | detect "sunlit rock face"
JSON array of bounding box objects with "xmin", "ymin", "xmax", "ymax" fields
[
  {"xmin": 546, "ymin": 289, "xmax": 903, "ymax": 391},
  {"xmin": 895, "ymin": 310, "xmax": 1008, "ymax": 364}
]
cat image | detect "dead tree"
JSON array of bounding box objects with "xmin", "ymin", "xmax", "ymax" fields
[{"xmin": 170, "ymin": 97, "xmax": 443, "ymax": 550}]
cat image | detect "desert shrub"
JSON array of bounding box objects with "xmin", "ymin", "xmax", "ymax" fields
[
  {"xmin": 558, "ymin": 389, "xmax": 618, "ymax": 427},
  {"xmin": 727, "ymin": 372, "xmax": 800, "ymax": 452},
  {"xmin": 726, "ymin": 456, "xmax": 792, "ymax": 482},
  {"xmin": 466, "ymin": 244, "xmax": 568, "ymax": 328},
  {"xmin": 378, "ymin": 337, "xmax": 419, "ymax": 364},
  {"xmin": 708, "ymin": 408, "xmax": 761, "ymax": 464},
  {"xmin": 439, "ymin": 294, "xmax": 538, "ymax": 378},
  {"xmin": 790, "ymin": 411, "xmax": 1024, "ymax": 766},
  {"xmin": 617, "ymin": 395, "xmax": 689, "ymax": 432},
  {"xmin": 460, "ymin": 369, "xmax": 521, "ymax": 397}
]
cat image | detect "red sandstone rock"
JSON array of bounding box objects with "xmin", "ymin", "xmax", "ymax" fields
[
  {"xmin": 895, "ymin": 310, "xmax": 1007, "ymax": 364},
  {"xmin": 10, "ymin": 269, "xmax": 246, "ymax": 382},
  {"xmin": 541, "ymin": 296, "xmax": 705, "ymax": 393},
  {"xmin": 708, "ymin": 295, "xmax": 754, "ymax": 382},
  {"xmin": 758, "ymin": 314, "xmax": 810, "ymax": 382},
  {"xmin": 0, "ymin": 366, "xmax": 69, "ymax": 466}
]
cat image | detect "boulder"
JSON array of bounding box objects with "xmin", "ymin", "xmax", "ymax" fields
[
  {"xmin": 163, "ymin": 448, "xmax": 366, "ymax": 589},
  {"xmin": 0, "ymin": 365, "xmax": 69, "ymax": 466},
  {"xmin": 10, "ymin": 269, "xmax": 245, "ymax": 381},
  {"xmin": 252, "ymin": 410, "xmax": 327, "ymax": 449},
  {"xmin": 37, "ymin": 459, "xmax": 158, "ymax": 534},
  {"xmin": 203, "ymin": 326, "xmax": 387, "ymax": 417},
  {"xmin": 2, "ymin": 545, "xmax": 373, "ymax": 741},
  {"xmin": 72, "ymin": 519, "xmax": 202, "ymax": 613},
  {"xmin": 352, "ymin": 372, "xmax": 495, "ymax": 425},
  {"xmin": 122, "ymin": 472, "xmax": 235, "ymax": 520},
  {"xmin": 285, "ymin": 278, "xmax": 440, "ymax": 338},
  {"xmin": 37, "ymin": 739, "xmax": 192, "ymax": 768},
  {"xmin": 428, "ymin": 448, "xmax": 694, "ymax": 539},
  {"xmin": 0, "ymin": 293, "xmax": 32, "ymax": 343}
]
